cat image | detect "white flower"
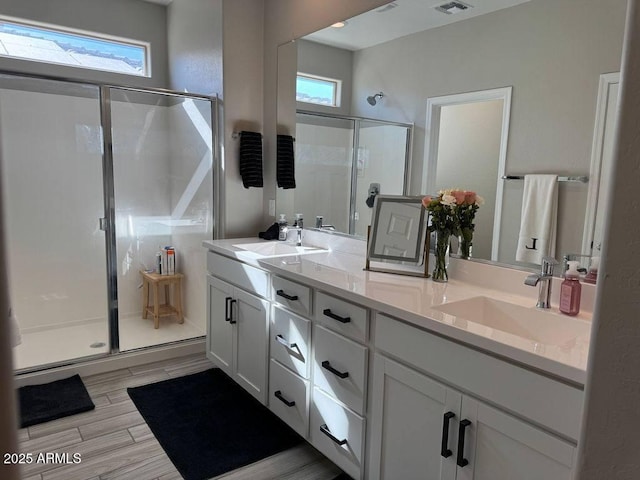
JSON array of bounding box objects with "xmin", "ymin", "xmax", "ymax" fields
[
  {"xmin": 476, "ymin": 195, "xmax": 485, "ymax": 206},
  {"xmin": 441, "ymin": 194, "xmax": 457, "ymax": 206}
]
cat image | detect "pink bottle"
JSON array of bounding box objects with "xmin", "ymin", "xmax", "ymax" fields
[{"xmin": 559, "ymin": 261, "xmax": 581, "ymax": 316}]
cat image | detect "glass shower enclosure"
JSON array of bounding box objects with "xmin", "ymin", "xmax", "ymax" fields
[
  {"xmin": 277, "ymin": 111, "xmax": 412, "ymax": 237},
  {"xmin": 0, "ymin": 73, "xmax": 217, "ymax": 372}
]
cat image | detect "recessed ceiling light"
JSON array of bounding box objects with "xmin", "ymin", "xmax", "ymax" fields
[{"xmin": 331, "ymin": 21, "xmax": 347, "ymax": 28}]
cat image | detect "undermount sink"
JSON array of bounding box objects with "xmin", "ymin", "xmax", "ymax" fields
[
  {"xmin": 233, "ymin": 241, "xmax": 329, "ymax": 258},
  {"xmin": 433, "ymin": 296, "xmax": 590, "ymax": 346}
]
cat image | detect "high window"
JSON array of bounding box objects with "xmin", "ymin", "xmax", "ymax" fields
[
  {"xmin": 296, "ymin": 73, "xmax": 341, "ymax": 107},
  {"xmin": 0, "ymin": 16, "xmax": 150, "ymax": 77}
]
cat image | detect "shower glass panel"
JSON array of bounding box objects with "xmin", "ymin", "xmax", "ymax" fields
[
  {"xmin": 0, "ymin": 76, "xmax": 110, "ymax": 370},
  {"xmin": 109, "ymin": 88, "xmax": 212, "ymax": 351},
  {"xmin": 354, "ymin": 120, "xmax": 410, "ymax": 237},
  {"xmin": 277, "ymin": 112, "xmax": 412, "ymax": 237},
  {"xmin": 283, "ymin": 112, "xmax": 354, "ymax": 233}
]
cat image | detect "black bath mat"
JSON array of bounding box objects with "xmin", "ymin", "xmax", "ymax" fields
[
  {"xmin": 127, "ymin": 368, "xmax": 303, "ymax": 480},
  {"xmin": 18, "ymin": 374, "xmax": 95, "ymax": 428}
]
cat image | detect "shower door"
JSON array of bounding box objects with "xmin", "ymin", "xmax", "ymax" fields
[
  {"xmin": 109, "ymin": 88, "xmax": 213, "ymax": 351},
  {"xmin": 0, "ymin": 76, "xmax": 110, "ymax": 370}
]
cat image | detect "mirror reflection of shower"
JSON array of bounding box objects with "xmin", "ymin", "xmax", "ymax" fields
[{"xmin": 367, "ymin": 92, "xmax": 384, "ymax": 106}]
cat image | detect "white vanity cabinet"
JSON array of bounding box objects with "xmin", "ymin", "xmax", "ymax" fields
[
  {"xmin": 268, "ymin": 278, "xmax": 370, "ymax": 480},
  {"xmin": 206, "ymin": 252, "xmax": 269, "ymax": 404},
  {"xmin": 369, "ymin": 314, "xmax": 580, "ymax": 480}
]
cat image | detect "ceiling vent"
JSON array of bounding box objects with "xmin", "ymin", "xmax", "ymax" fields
[
  {"xmin": 435, "ymin": 1, "xmax": 473, "ymax": 15},
  {"xmin": 376, "ymin": 2, "xmax": 398, "ymax": 13}
]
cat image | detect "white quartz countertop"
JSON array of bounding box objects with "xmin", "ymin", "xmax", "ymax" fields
[{"xmin": 203, "ymin": 238, "xmax": 591, "ymax": 385}]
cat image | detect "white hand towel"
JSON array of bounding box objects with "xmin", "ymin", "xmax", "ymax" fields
[{"xmin": 515, "ymin": 174, "xmax": 558, "ymax": 265}]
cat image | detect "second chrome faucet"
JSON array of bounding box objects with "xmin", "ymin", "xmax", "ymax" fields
[{"xmin": 524, "ymin": 256, "xmax": 559, "ymax": 309}]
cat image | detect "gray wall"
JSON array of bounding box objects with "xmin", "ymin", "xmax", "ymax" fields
[
  {"xmin": 263, "ymin": 0, "xmax": 390, "ymax": 229},
  {"xmin": 0, "ymin": 0, "xmax": 168, "ymax": 88},
  {"xmin": 167, "ymin": 0, "xmax": 222, "ymax": 96},
  {"xmin": 297, "ymin": 39, "xmax": 353, "ymax": 116},
  {"xmin": 349, "ymin": 0, "xmax": 626, "ymax": 263}
]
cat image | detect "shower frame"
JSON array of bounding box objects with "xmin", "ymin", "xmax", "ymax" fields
[
  {"xmin": 296, "ymin": 110, "xmax": 413, "ymax": 235},
  {"xmin": 1, "ymin": 70, "xmax": 220, "ymax": 373}
]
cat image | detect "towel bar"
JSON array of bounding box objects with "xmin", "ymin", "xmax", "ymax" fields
[{"xmin": 502, "ymin": 175, "xmax": 588, "ymax": 183}]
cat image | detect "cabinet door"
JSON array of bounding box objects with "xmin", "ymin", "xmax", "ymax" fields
[
  {"xmin": 369, "ymin": 354, "xmax": 460, "ymax": 480},
  {"xmin": 457, "ymin": 397, "xmax": 576, "ymax": 480},
  {"xmin": 233, "ymin": 287, "xmax": 269, "ymax": 404},
  {"xmin": 206, "ymin": 275, "xmax": 234, "ymax": 376}
]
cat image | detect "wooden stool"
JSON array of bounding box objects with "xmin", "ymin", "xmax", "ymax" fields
[{"xmin": 140, "ymin": 271, "xmax": 184, "ymax": 329}]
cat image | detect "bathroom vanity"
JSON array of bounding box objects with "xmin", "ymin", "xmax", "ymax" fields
[{"xmin": 203, "ymin": 235, "xmax": 591, "ymax": 480}]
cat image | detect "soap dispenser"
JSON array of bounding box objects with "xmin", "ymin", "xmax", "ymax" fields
[
  {"xmin": 278, "ymin": 214, "xmax": 288, "ymax": 241},
  {"xmin": 560, "ymin": 261, "xmax": 581, "ymax": 316},
  {"xmin": 584, "ymin": 256, "xmax": 599, "ymax": 284}
]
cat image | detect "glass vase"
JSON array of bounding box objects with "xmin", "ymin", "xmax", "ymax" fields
[
  {"xmin": 458, "ymin": 228, "xmax": 473, "ymax": 260},
  {"xmin": 432, "ymin": 229, "xmax": 450, "ymax": 282}
]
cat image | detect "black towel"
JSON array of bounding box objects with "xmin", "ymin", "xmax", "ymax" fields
[
  {"xmin": 239, "ymin": 131, "xmax": 263, "ymax": 188},
  {"xmin": 259, "ymin": 223, "xmax": 280, "ymax": 240},
  {"xmin": 277, "ymin": 134, "xmax": 296, "ymax": 189}
]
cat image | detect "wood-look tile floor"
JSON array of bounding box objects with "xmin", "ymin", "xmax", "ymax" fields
[{"xmin": 18, "ymin": 353, "xmax": 343, "ymax": 480}]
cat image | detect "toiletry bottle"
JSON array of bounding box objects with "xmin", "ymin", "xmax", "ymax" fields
[
  {"xmin": 295, "ymin": 213, "xmax": 303, "ymax": 229},
  {"xmin": 560, "ymin": 260, "xmax": 581, "ymax": 316},
  {"xmin": 156, "ymin": 247, "xmax": 163, "ymax": 274},
  {"xmin": 278, "ymin": 214, "xmax": 288, "ymax": 241},
  {"xmin": 584, "ymin": 256, "xmax": 599, "ymax": 284}
]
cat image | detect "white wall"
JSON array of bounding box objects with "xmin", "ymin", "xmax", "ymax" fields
[
  {"xmin": 0, "ymin": 0, "xmax": 169, "ymax": 88},
  {"xmin": 435, "ymin": 101, "xmax": 503, "ymax": 260}
]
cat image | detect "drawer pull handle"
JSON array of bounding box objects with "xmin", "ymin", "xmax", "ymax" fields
[
  {"xmin": 275, "ymin": 334, "xmax": 297, "ymax": 350},
  {"xmin": 320, "ymin": 424, "xmax": 347, "ymax": 445},
  {"xmin": 323, "ymin": 309, "xmax": 351, "ymax": 324},
  {"xmin": 228, "ymin": 299, "xmax": 237, "ymax": 324},
  {"xmin": 457, "ymin": 419, "xmax": 471, "ymax": 467},
  {"xmin": 321, "ymin": 360, "xmax": 349, "ymax": 379},
  {"xmin": 276, "ymin": 289, "xmax": 299, "ymax": 301},
  {"xmin": 440, "ymin": 411, "xmax": 455, "ymax": 458},
  {"xmin": 274, "ymin": 390, "xmax": 296, "ymax": 407}
]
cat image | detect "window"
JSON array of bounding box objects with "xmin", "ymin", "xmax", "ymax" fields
[
  {"xmin": 296, "ymin": 73, "xmax": 341, "ymax": 107},
  {"xmin": 0, "ymin": 16, "xmax": 149, "ymax": 77}
]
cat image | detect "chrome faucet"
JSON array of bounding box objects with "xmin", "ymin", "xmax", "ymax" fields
[{"xmin": 524, "ymin": 256, "xmax": 559, "ymax": 309}]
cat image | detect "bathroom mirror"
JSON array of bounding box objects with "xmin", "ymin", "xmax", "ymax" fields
[
  {"xmin": 366, "ymin": 195, "xmax": 428, "ymax": 277},
  {"xmin": 275, "ymin": 0, "xmax": 626, "ymax": 270}
]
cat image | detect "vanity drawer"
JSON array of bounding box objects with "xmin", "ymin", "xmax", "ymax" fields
[
  {"xmin": 310, "ymin": 387, "xmax": 364, "ymax": 480},
  {"xmin": 315, "ymin": 291, "xmax": 368, "ymax": 343},
  {"xmin": 270, "ymin": 305, "xmax": 311, "ymax": 379},
  {"xmin": 269, "ymin": 360, "xmax": 309, "ymax": 438},
  {"xmin": 313, "ymin": 325, "xmax": 368, "ymax": 415},
  {"xmin": 272, "ymin": 276, "xmax": 312, "ymax": 317},
  {"xmin": 374, "ymin": 313, "xmax": 584, "ymax": 441},
  {"xmin": 207, "ymin": 251, "xmax": 269, "ymax": 298}
]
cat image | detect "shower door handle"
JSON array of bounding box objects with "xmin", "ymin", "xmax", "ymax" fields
[{"xmin": 99, "ymin": 217, "xmax": 108, "ymax": 231}]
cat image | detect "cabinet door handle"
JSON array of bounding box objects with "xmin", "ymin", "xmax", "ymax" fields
[
  {"xmin": 320, "ymin": 424, "xmax": 347, "ymax": 445},
  {"xmin": 228, "ymin": 299, "xmax": 237, "ymax": 324},
  {"xmin": 274, "ymin": 390, "xmax": 295, "ymax": 407},
  {"xmin": 322, "ymin": 308, "xmax": 351, "ymax": 324},
  {"xmin": 275, "ymin": 334, "xmax": 297, "ymax": 350},
  {"xmin": 321, "ymin": 360, "xmax": 349, "ymax": 379},
  {"xmin": 224, "ymin": 296, "xmax": 232, "ymax": 322},
  {"xmin": 456, "ymin": 419, "xmax": 471, "ymax": 467},
  {"xmin": 440, "ymin": 411, "xmax": 455, "ymax": 458},
  {"xmin": 276, "ymin": 289, "xmax": 299, "ymax": 301}
]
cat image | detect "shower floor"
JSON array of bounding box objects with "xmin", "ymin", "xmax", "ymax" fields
[{"xmin": 12, "ymin": 315, "xmax": 205, "ymax": 371}]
